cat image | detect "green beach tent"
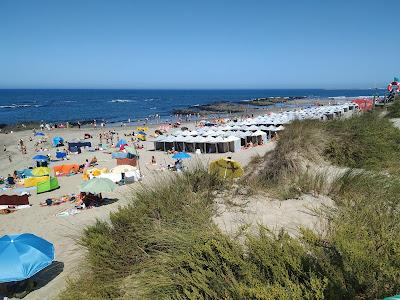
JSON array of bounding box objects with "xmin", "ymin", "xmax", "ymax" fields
[{"xmin": 37, "ymin": 177, "xmax": 60, "ymax": 194}]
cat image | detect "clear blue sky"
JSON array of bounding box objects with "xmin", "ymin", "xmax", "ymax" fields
[{"xmin": 0, "ymin": 0, "xmax": 398, "ymax": 89}]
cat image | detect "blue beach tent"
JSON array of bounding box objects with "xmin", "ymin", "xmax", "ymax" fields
[
  {"xmin": 0, "ymin": 233, "xmax": 55, "ymax": 283},
  {"xmin": 172, "ymin": 152, "xmax": 191, "ymax": 160},
  {"xmin": 34, "ymin": 132, "xmax": 45, "ymax": 136},
  {"xmin": 32, "ymin": 155, "xmax": 49, "ymax": 161},
  {"xmin": 56, "ymin": 151, "xmax": 67, "ymax": 159}
]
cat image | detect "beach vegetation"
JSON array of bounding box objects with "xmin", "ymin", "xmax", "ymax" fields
[
  {"xmin": 388, "ymin": 95, "xmax": 400, "ymax": 118},
  {"xmin": 60, "ymin": 111, "xmax": 400, "ymax": 300}
]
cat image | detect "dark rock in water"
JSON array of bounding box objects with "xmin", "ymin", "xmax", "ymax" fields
[
  {"xmin": 173, "ymin": 96, "xmax": 308, "ymax": 115},
  {"xmin": 173, "ymin": 102, "xmax": 247, "ymax": 115},
  {"xmin": 243, "ymin": 96, "xmax": 307, "ymax": 106}
]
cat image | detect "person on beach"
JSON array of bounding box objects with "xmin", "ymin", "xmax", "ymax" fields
[
  {"xmin": 84, "ymin": 159, "xmax": 90, "ymax": 169},
  {"xmin": 151, "ymin": 156, "xmax": 157, "ymax": 165},
  {"xmin": 3, "ymin": 145, "xmax": 6, "ymax": 152}
]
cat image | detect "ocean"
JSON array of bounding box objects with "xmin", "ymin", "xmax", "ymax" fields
[{"xmin": 0, "ymin": 89, "xmax": 385, "ymax": 125}]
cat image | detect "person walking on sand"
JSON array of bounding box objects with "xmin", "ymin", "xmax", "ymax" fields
[{"xmin": 3, "ymin": 145, "xmax": 6, "ymax": 152}]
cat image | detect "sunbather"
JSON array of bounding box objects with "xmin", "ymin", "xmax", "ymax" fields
[{"xmin": 6, "ymin": 174, "xmax": 15, "ymax": 185}]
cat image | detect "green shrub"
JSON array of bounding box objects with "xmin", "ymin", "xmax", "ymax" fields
[
  {"xmin": 302, "ymin": 171, "xmax": 400, "ymax": 299},
  {"xmin": 59, "ymin": 166, "xmax": 224, "ymax": 299},
  {"xmin": 128, "ymin": 227, "xmax": 327, "ymax": 300},
  {"xmin": 261, "ymin": 119, "xmax": 325, "ymax": 183},
  {"xmin": 388, "ymin": 96, "xmax": 400, "ymax": 118},
  {"xmin": 324, "ymin": 112, "xmax": 400, "ymax": 171}
]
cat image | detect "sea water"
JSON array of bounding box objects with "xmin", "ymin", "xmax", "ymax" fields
[{"xmin": 0, "ymin": 89, "xmax": 384, "ymax": 124}]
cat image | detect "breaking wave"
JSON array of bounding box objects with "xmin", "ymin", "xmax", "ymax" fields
[{"xmin": 109, "ymin": 99, "xmax": 136, "ymax": 103}]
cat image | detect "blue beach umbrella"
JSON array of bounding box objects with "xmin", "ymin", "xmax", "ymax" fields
[
  {"xmin": 116, "ymin": 139, "xmax": 128, "ymax": 148},
  {"xmin": 34, "ymin": 132, "xmax": 45, "ymax": 136},
  {"xmin": 52, "ymin": 136, "xmax": 64, "ymax": 146},
  {"xmin": 0, "ymin": 233, "xmax": 55, "ymax": 283},
  {"xmin": 172, "ymin": 152, "xmax": 191, "ymax": 160},
  {"xmin": 32, "ymin": 155, "xmax": 49, "ymax": 161}
]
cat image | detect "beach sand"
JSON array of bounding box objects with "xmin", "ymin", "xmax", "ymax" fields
[{"xmin": 0, "ymin": 122, "xmax": 275, "ymax": 299}]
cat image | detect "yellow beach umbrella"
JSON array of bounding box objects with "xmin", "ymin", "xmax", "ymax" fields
[
  {"xmin": 136, "ymin": 126, "xmax": 149, "ymax": 132},
  {"xmin": 209, "ymin": 158, "xmax": 244, "ymax": 179},
  {"xmin": 32, "ymin": 167, "xmax": 51, "ymax": 177}
]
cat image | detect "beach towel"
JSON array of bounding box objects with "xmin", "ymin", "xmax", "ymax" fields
[{"xmin": 0, "ymin": 194, "xmax": 29, "ymax": 205}]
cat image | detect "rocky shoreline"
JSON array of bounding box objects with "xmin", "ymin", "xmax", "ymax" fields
[{"xmin": 172, "ymin": 96, "xmax": 308, "ymax": 115}]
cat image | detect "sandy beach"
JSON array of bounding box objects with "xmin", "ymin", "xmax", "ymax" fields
[{"xmin": 0, "ymin": 121, "xmax": 275, "ymax": 299}]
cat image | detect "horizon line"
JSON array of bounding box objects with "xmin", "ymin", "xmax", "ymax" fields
[{"xmin": 0, "ymin": 87, "xmax": 386, "ymax": 91}]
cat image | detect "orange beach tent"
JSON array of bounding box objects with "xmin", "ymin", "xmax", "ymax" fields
[{"xmin": 53, "ymin": 164, "xmax": 79, "ymax": 176}]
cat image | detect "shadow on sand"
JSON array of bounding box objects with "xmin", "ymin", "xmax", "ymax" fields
[
  {"xmin": 31, "ymin": 261, "xmax": 64, "ymax": 290},
  {"xmin": 0, "ymin": 261, "xmax": 64, "ymax": 299}
]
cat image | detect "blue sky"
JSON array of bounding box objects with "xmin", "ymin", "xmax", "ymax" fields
[{"xmin": 0, "ymin": 0, "xmax": 398, "ymax": 89}]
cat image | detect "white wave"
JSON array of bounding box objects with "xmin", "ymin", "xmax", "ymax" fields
[
  {"xmin": 150, "ymin": 107, "xmax": 157, "ymax": 110},
  {"xmin": 330, "ymin": 96, "xmax": 347, "ymax": 99},
  {"xmin": 109, "ymin": 99, "xmax": 136, "ymax": 103},
  {"xmin": 0, "ymin": 104, "xmax": 42, "ymax": 109},
  {"xmin": 62, "ymin": 100, "xmax": 77, "ymax": 103},
  {"xmin": 144, "ymin": 98, "xmax": 155, "ymax": 102}
]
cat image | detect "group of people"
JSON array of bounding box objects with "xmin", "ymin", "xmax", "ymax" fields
[{"xmin": 78, "ymin": 157, "xmax": 98, "ymax": 173}]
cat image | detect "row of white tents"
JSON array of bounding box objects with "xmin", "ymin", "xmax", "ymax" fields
[{"xmin": 153, "ymin": 102, "xmax": 358, "ymax": 154}]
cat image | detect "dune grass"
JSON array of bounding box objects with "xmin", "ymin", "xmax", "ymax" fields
[
  {"xmin": 302, "ymin": 171, "xmax": 400, "ymax": 299},
  {"xmin": 60, "ymin": 167, "xmax": 400, "ymax": 299},
  {"xmin": 388, "ymin": 95, "xmax": 400, "ymax": 118},
  {"xmin": 60, "ymin": 111, "xmax": 400, "ymax": 299},
  {"xmin": 59, "ymin": 167, "xmax": 328, "ymax": 300},
  {"xmin": 324, "ymin": 112, "xmax": 400, "ymax": 171},
  {"xmin": 254, "ymin": 111, "xmax": 400, "ymax": 199}
]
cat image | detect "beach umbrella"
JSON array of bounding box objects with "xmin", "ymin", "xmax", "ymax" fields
[
  {"xmin": 52, "ymin": 136, "xmax": 64, "ymax": 146},
  {"xmin": 111, "ymin": 165, "xmax": 137, "ymax": 174},
  {"xmin": 32, "ymin": 155, "xmax": 49, "ymax": 161},
  {"xmin": 34, "ymin": 132, "xmax": 45, "ymax": 137},
  {"xmin": 32, "ymin": 167, "xmax": 50, "ymax": 176},
  {"xmin": 0, "ymin": 233, "xmax": 54, "ymax": 283},
  {"xmin": 209, "ymin": 158, "xmax": 244, "ymax": 179},
  {"xmin": 116, "ymin": 139, "xmax": 127, "ymax": 148},
  {"xmin": 172, "ymin": 152, "xmax": 191, "ymax": 160},
  {"xmin": 80, "ymin": 178, "xmax": 116, "ymax": 194}
]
